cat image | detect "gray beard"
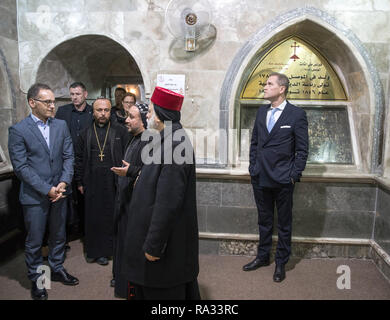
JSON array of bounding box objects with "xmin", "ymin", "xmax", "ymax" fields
[{"xmin": 147, "ymin": 114, "xmax": 158, "ymax": 130}]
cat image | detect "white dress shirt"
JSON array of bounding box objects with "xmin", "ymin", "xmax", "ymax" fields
[
  {"xmin": 31, "ymin": 113, "xmax": 51, "ymax": 148},
  {"xmin": 266, "ymin": 100, "xmax": 287, "ymax": 126}
]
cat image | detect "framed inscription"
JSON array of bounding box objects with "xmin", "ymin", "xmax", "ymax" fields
[{"xmin": 240, "ymin": 36, "xmax": 347, "ymax": 101}]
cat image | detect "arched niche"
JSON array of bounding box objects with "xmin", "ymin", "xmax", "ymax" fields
[
  {"xmin": 220, "ymin": 7, "xmax": 383, "ymax": 175},
  {"xmin": 35, "ymin": 34, "xmax": 147, "ymax": 107}
]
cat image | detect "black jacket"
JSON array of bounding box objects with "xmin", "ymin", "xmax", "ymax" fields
[
  {"xmin": 121, "ymin": 122, "xmax": 199, "ymax": 288},
  {"xmin": 249, "ymin": 101, "xmax": 309, "ymax": 187},
  {"xmin": 55, "ymin": 103, "xmax": 93, "ymax": 132}
]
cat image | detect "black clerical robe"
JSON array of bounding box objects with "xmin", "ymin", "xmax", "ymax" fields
[
  {"xmin": 121, "ymin": 122, "xmax": 200, "ymax": 299},
  {"xmin": 75, "ymin": 121, "xmax": 129, "ymax": 258},
  {"xmin": 113, "ymin": 132, "xmax": 148, "ymax": 298}
]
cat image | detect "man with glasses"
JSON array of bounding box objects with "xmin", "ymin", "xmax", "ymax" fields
[{"xmin": 8, "ymin": 83, "xmax": 79, "ymax": 300}]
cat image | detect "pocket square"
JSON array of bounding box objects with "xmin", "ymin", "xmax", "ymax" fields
[{"xmin": 280, "ymin": 125, "xmax": 291, "ymax": 128}]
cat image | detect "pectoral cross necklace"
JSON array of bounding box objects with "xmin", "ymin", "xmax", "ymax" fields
[{"xmin": 93, "ymin": 121, "xmax": 111, "ymax": 161}]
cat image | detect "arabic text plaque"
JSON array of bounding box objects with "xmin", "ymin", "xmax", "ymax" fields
[{"xmin": 241, "ymin": 36, "xmax": 347, "ymax": 101}]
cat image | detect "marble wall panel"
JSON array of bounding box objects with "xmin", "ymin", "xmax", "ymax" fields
[
  {"xmin": 365, "ymin": 43, "xmax": 390, "ymax": 73},
  {"xmin": 0, "ymin": 177, "xmax": 22, "ymax": 238},
  {"xmin": 196, "ymin": 181, "xmax": 222, "ymax": 206},
  {"xmin": 197, "ymin": 205, "xmax": 207, "ymax": 232},
  {"xmin": 322, "ymin": 0, "xmax": 373, "ymax": 11},
  {"xmin": 220, "ymin": 181, "xmax": 256, "ymax": 208},
  {"xmin": 293, "ymin": 183, "xmax": 377, "ymax": 212},
  {"xmin": 84, "ymin": 0, "xmax": 138, "ymax": 12},
  {"xmin": 123, "ymin": 11, "xmax": 166, "ymax": 42},
  {"xmin": 0, "ymin": 109, "xmax": 13, "ymax": 161},
  {"xmin": 373, "ymin": 0, "xmax": 390, "ymax": 11},
  {"xmin": 18, "ymin": 0, "xmax": 85, "ymax": 13},
  {"xmin": 293, "ymin": 209, "xmax": 375, "ymax": 239},
  {"xmin": 197, "ymin": 179, "xmax": 377, "ymax": 239},
  {"xmin": 0, "ymin": 0, "xmax": 18, "ymax": 41},
  {"xmin": 375, "ymin": 187, "xmax": 390, "ymax": 255},
  {"xmin": 180, "ymin": 96, "xmax": 219, "ymax": 130},
  {"xmin": 158, "ymin": 40, "xmax": 241, "ymax": 72},
  {"xmin": 18, "ymin": 12, "xmax": 66, "ymax": 42},
  {"xmin": 206, "ymin": 206, "xmax": 258, "ymax": 234},
  {"xmin": 333, "ymin": 11, "xmax": 390, "ymax": 43},
  {"xmin": 199, "ymin": 238, "xmax": 220, "ymax": 255}
]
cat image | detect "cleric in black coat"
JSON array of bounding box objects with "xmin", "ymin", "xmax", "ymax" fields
[
  {"xmin": 74, "ymin": 97, "xmax": 129, "ymax": 263},
  {"xmin": 243, "ymin": 72, "xmax": 308, "ymax": 283},
  {"xmin": 110, "ymin": 103, "xmax": 149, "ymax": 298},
  {"xmin": 121, "ymin": 87, "xmax": 200, "ymax": 300}
]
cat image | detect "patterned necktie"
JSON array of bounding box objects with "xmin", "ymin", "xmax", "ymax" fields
[{"xmin": 267, "ymin": 107, "xmax": 279, "ymax": 133}]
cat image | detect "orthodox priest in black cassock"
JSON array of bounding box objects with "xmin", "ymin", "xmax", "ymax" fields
[
  {"xmin": 120, "ymin": 87, "xmax": 200, "ymax": 300},
  {"xmin": 74, "ymin": 97, "xmax": 129, "ymax": 263},
  {"xmin": 111, "ymin": 103, "xmax": 149, "ymax": 298}
]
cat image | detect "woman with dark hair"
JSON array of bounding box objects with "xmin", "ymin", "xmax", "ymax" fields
[{"xmin": 111, "ymin": 89, "xmax": 136, "ymax": 125}]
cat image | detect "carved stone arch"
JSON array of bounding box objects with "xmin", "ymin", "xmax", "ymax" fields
[
  {"xmin": 32, "ymin": 33, "xmax": 151, "ymax": 105},
  {"xmin": 220, "ymin": 7, "xmax": 383, "ymax": 174}
]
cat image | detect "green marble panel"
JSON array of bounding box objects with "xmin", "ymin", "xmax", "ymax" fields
[{"xmin": 240, "ymin": 105, "xmax": 353, "ymax": 164}]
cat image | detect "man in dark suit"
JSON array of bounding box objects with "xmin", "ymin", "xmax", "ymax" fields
[
  {"xmin": 8, "ymin": 83, "xmax": 79, "ymax": 300},
  {"xmin": 55, "ymin": 82, "xmax": 93, "ymax": 238},
  {"xmin": 243, "ymin": 72, "xmax": 309, "ymax": 282}
]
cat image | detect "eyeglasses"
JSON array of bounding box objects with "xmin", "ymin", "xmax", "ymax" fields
[
  {"xmin": 123, "ymin": 101, "xmax": 135, "ymax": 105},
  {"xmin": 33, "ymin": 98, "xmax": 56, "ymax": 106}
]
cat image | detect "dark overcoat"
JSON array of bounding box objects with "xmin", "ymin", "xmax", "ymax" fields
[{"xmin": 121, "ymin": 122, "xmax": 199, "ymax": 288}]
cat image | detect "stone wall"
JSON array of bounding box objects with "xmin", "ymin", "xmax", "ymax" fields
[
  {"xmin": 375, "ymin": 185, "xmax": 390, "ymax": 255},
  {"xmin": 197, "ymin": 176, "xmax": 390, "ymax": 279},
  {"xmin": 2, "ymin": 1, "xmax": 390, "ymax": 265},
  {"xmin": 0, "ymin": 0, "xmax": 24, "ymax": 238},
  {"xmin": 14, "ymin": 0, "xmax": 390, "ymax": 175},
  {"xmin": 197, "ymin": 178, "xmax": 377, "ymax": 240}
]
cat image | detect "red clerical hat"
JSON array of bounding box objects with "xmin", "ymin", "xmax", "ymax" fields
[{"xmin": 151, "ymin": 86, "xmax": 184, "ymax": 111}]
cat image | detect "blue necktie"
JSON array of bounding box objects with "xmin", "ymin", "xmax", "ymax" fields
[{"xmin": 267, "ymin": 108, "xmax": 279, "ymax": 133}]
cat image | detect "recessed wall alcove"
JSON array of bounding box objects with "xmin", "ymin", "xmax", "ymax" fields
[
  {"xmin": 219, "ymin": 8, "xmax": 384, "ymax": 175},
  {"xmin": 35, "ymin": 34, "xmax": 147, "ymax": 107}
]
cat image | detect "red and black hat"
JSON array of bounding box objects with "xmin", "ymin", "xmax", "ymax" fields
[{"xmin": 150, "ymin": 86, "xmax": 184, "ymax": 112}]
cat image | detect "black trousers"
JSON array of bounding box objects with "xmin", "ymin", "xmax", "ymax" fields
[{"xmin": 252, "ymin": 180, "xmax": 295, "ymax": 265}]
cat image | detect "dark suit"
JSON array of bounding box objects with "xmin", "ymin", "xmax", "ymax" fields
[
  {"xmin": 249, "ymin": 101, "xmax": 308, "ymax": 265},
  {"xmin": 8, "ymin": 115, "xmax": 74, "ymax": 281},
  {"xmin": 55, "ymin": 103, "xmax": 93, "ymax": 232}
]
